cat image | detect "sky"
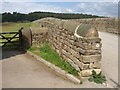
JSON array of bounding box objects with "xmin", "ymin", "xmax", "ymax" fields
[{"xmin": 0, "ymin": 0, "xmax": 119, "ymax": 17}]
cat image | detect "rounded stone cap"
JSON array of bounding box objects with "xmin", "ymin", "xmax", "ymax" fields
[
  {"xmin": 39, "ymin": 18, "xmax": 99, "ymax": 38},
  {"xmin": 77, "ymin": 24, "xmax": 99, "ymax": 38},
  {"xmin": 62, "ymin": 21, "xmax": 80, "ymax": 32}
]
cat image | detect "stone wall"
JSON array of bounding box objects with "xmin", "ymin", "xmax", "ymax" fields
[
  {"xmin": 37, "ymin": 18, "xmax": 102, "ymax": 78},
  {"xmin": 31, "ymin": 27, "xmax": 48, "ymax": 45},
  {"xmin": 72, "ymin": 18, "xmax": 119, "ymax": 35}
]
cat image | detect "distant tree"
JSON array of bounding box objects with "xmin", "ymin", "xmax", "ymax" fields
[{"xmin": 2, "ymin": 11, "xmax": 105, "ymax": 22}]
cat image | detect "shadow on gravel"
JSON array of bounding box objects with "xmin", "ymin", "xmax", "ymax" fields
[{"xmin": 1, "ymin": 47, "xmax": 26, "ymax": 60}]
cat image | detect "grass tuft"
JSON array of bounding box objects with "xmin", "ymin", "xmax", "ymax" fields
[
  {"xmin": 28, "ymin": 42, "xmax": 79, "ymax": 77},
  {"xmin": 88, "ymin": 70, "xmax": 107, "ymax": 84}
]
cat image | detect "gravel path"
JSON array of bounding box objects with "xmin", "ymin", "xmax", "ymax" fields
[{"xmin": 1, "ymin": 50, "xmax": 107, "ymax": 88}]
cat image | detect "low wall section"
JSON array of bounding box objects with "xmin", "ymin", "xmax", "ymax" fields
[{"xmin": 38, "ymin": 18, "xmax": 102, "ymax": 77}]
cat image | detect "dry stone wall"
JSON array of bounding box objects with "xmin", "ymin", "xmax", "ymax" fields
[
  {"xmin": 37, "ymin": 18, "xmax": 102, "ymax": 78},
  {"xmin": 72, "ymin": 18, "xmax": 119, "ymax": 35},
  {"xmin": 22, "ymin": 17, "xmax": 118, "ymax": 79},
  {"xmin": 31, "ymin": 27, "xmax": 48, "ymax": 45}
]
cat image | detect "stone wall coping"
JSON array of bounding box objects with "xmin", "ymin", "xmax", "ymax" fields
[{"xmin": 41, "ymin": 18, "xmax": 99, "ymax": 38}]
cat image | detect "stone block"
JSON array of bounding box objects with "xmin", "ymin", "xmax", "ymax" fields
[
  {"xmin": 69, "ymin": 55, "xmax": 83, "ymax": 69},
  {"xmin": 76, "ymin": 41, "xmax": 91, "ymax": 50},
  {"xmin": 69, "ymin": 40, "xmax": 75, "ymax": 45},
  {"xmin": 61, "ymin": 33, "xmax": 66, "ymax": 37},
  {"xmin": 83, "ymin": 64, "xmax": 89, "ymax": 70},
  {"xmin": 56, "ymin": 49, "xmax": 61, "ymax": 55},
  {"xmin": 89, "ymin": 61, "xmax": 101, "ymax": 69},
  {"xmin": 64, "ymin": 40, "xmax": 70, "ymax": 46},
  {"xmin": 62, "ymin": 54, "xmax": 68, "ymax": 61},
  {"xmin": 83, "ymin": 38, "xmax": 101, "ymax": 43},
  {"xmin": 91, "ymin": 43, "xmax": 102, "ymax": 50},
  {"xmin": 70, "ymin": 35, "xmax": 76, "ymax": 40},
  {"xmin": 79, "ymin": 48, "xmax": 102, "ymax": 55},
  {"xmin": 81, "ymin": 69, "xmax": 101, "ymax": 77},
  {"xmin": 80, "ymin": 54, "xmax": 101, "ymax": 63},
  {"xmin": 73, "ymin": 52, "xmax": 80, "ymax": 59},
  {"xmin": 68, "ymin": 44, "xmax": 73, "ymax": 49},
  {"xmin": 70, "ymin": 49, "xmax": 77, "ymax": 56},
  {"xmin": 67, "ymin": 58, "xmax": 80, "ymax": 71},
  {"xmin": 62, "ymin": 49, "xmax": 71, "ymax": 57},
  {"xmin": 68, "ymin": 35, "xmax": 71, "ymax": 39}
]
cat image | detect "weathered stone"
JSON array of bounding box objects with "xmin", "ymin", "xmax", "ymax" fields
[
  {"xmin": 67, "ymin": 58, "xmax": 80, "ymax": 71},
  {"xmin": 83, "ymin": 64, "xmax": 89, "ymax": 70},
  {"xmin": 68, "ymin": 35, "xmax": 71, "ymax": 39},
  {"xmin": 64, "ymin": 40, "xmax": 70, "ymax": 46},
  {"xmin": 70, "ymin": 49, "xmax": 78, "ymax": 56},
  {"xmin": 70, "ymin": 35, "xmax": 75, "ymax": 40},
  {"xmin": 83, "ymin": 38, "xmax": 101, "ymax": 43},
  {"xmin": 62, "ymin": 54, "xmax": 68, "ymax": 61},
  {"xmin": 81, "ymin": 69, "xmax": 101, "ymax": 77},
  {"xmin": 60, "ymin": 36, "xmax": 64, "ymax": 39},
  {"xmin": 64, "ymin": 45, "xmax": 71, "ymax": 52},
  {"xmin": 89, "ymin": 62, "xmax": 101, "ymax": 69},
  {"xmin": 61, "ymin": 33, "xmax": 66, "ymax": 37},
  {"xmin": 59, "ymin": 42, "xmax": 63, "ymax": 46},
  {"xmin": 91, "ymin": 43, "xmax": 102, "ymax": 50},
  {"xmin": 73, "ymin": 52, "xmax": 80, "ymax": 59},
  {"xmin": 69, "ymin": 40, "xmax": 74, "ymax": 45},
  {"xmin": 79, "ymin": 48, "xmax": 102, "ymax": 55},
  {"xmin": 76, "ymin": 41, "xmax": 91, "ymax": 50},
  {"xmin": 68, "ymin": 44, "xmax": 73, "ymax": 49},
  {"xmin": 80, "ymin": 54, "xmax": 101, "ymax": 63},
  {"xmin": 69, "ymin": 55, "xmax": 83, "ymax": 69},
  {"xmin": 73, "ymin": 47, "xmax": 80, "ymax": 53},
  {"xmin": 62, "ymin": 49, "xmax": 71, "ymax": 57},
  {"xmin": 56, "ymin": 49, "xmax": 61, "ymax": 55}
]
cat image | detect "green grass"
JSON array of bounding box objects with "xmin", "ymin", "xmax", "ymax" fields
[
  {"xmin": 1, "ymin": 22, "xmax": 31, "ymax": 32},
  {"xmin": 28, "ymin": 42, "xmax": 79, "ymax": 77},
  {"xmin": 31, "ymin": 22, "xmax": 39, "ymax": 28},
  {"xmin": 1, "ymin": 21, "xmax": 40, "ymax": 33}
]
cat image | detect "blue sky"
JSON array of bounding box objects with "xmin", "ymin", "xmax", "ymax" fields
[{"xmin": 1, "ymin": 0, "xmax": 119, "ymax": 17}]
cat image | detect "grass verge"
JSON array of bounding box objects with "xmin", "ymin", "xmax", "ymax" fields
[{"xmin": 28, "ymin": 42, "xmax": 79, "ymax": 77}]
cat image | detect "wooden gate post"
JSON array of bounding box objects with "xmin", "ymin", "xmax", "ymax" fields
[{"xmin": 19, "ymin": 27, "xmax": 23, "ymax": 49}]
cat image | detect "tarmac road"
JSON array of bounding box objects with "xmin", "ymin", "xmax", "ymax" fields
[{"xmin": 99, "ymin": 31, "xmax": 119, "ymax": 88}]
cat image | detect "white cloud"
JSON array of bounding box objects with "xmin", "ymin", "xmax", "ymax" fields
[
  {"xmin": 65, "ymin": 8, "xmax": 73, "ymax": 13},
  {"xmin": 113, "ymin": 0, "xmax": 119, "ymax": 3},
  {"xmin": 75, "ymin": 2, "xmax": 118, "ymax": 17},
  {"xmin": 1, "ymin": 2, "xmax": 66, "ymax": 13}
]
